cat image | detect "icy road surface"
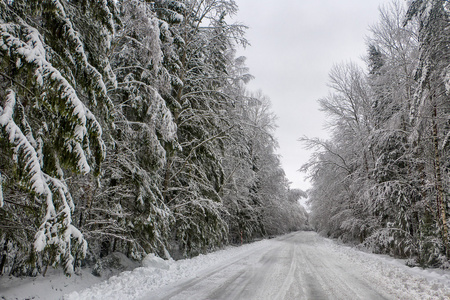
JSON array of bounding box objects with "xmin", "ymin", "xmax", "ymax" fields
[{"xmin": 67, "ymin": 231, "xmax": 450, "ymax": 300}]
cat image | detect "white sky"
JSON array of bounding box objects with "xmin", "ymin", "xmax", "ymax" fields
[{"xmin": 233, "ymin": 0, "xmax": 391, "ymax": 191}]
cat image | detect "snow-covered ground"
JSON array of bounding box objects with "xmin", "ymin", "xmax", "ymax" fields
[{"xmin": 1, "ymin": 231, "xmax": 449, "ymax": 299}]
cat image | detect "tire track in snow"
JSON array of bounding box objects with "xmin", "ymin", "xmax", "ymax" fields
[{"xmin": 150, "ymin": 240, "xmax": 278, "ymax": 300}]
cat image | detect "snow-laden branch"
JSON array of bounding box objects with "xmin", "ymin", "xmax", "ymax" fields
[
  {"xmin": 0, "ymin": 23, "xmax": 108, "ymax": 174},
  {"xmin": 0, "ymin": 90, "xmax": 51, "ymax": 200},
  {"xmin": 168, "ymin": 125, "xmax": 234, "ymax": 182},
  {"xmin": 0, "ymin": 89, "xmax": 87, "ymax": 275},
  {"xmin": 299, "ymin": 136, "xmax": 352, "ymax": 174}
]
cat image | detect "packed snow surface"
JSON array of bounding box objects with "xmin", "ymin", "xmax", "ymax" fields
[{"xmin": 1, "ymin": 231, "xmax": 449, "ymax": 299}]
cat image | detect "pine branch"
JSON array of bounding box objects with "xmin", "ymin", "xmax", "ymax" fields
[{"xmin": 167, "ymin": 125, "xmax": 234, "ymax": 183}]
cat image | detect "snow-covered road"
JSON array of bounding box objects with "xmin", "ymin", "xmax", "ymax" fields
[
  {"xmin": 66, "ymin": 231, "xmax": 450, "ymax": 300},
  {"xmin": 148, "ymin": 232, "xmax": 390, "ymax": 299}
]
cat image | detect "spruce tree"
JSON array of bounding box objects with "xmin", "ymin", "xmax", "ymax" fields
[{"xmin": 0, "ymin": 0, "xmax": 116, "ymax": 275}]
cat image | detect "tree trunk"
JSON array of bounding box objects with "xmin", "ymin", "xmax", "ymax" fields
[
  {"xmin": 0, "ymin": 237, "xmax": 8, "ymax": 275},
  {"xmin": 431, "ymin": 100, "xmax": 449, "ymax": 257}
]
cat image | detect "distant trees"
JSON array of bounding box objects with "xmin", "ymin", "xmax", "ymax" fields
[
  {"xmin": 302, "ymin": 0, "xmax": 449, "ymax": 266},
  {"xmin": 0, "ymin": 0, "xmax": 307, "ymax": 276},
  {"xmin": 223, "ymin": 92, "xmax": 308, "ymax": 241}
]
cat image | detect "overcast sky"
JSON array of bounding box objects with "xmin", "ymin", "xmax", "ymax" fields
[{"xmin": 233, "ymin": 0, "xmax": 391, "ymax": 191}]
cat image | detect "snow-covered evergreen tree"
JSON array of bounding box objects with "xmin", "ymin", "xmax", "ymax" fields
[
  {"xmin": 406, "ymin": 0, "xmax": 450, "ymax": 260},
  {"xmin": 156, "ymin": 0, "xmax": 246, "ymax": 256},
  {"xmin": 73, "ymin": 0, "xmax": 178, "ymax": 261},
  {"xmin": 0, "ymin": 0, "xmax": 116, "ymax": 275},
  {"xmin": 361, "ymin": 1, "xmax": 422, "ymax": 260}
]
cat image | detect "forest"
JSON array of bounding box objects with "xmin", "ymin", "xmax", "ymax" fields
[
  {"xmin": 0, "ymin": 0, "xmax": 308, "ymax": 277},
  {"xmin": 303, "ymin": 0, "xmax": 450, "ymax": 268},
  {"xmin": 1, "ymin": 0, "xmax": 449, "ymax": 280}
]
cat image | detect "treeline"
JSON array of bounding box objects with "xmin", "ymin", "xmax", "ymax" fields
[
  {"xmin": 303, "ymin": 0, "xmax": 449, "ymax": 267},
  {"xmin": 0, "ymin": 0, "xmax": 307, "ymax": 276}
]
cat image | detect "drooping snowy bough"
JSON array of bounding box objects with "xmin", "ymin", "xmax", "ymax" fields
[{"xmin": 0, "ymin": 0, "xmax": 116, "ymax": 275}]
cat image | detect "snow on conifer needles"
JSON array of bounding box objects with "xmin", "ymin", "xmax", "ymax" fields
[{"xmin": 0, "ymin": 0, "xmax": 115, "ymax": 275}]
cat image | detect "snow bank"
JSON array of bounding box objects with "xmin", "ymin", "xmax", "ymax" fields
[
  {"xmin": 141, "ymin": 254, "xmax": 171, "ymax": 270},
  {"xmin": 0, "ymin": 268, "xmax": 104, "ymax": 300},
  {"xmin": 0, "ymin": 253, "xmax": 139, "ymax": 300},
  {"xmin": 323, "ymin": 239, "xmax": 450, "ymax": 299}
]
